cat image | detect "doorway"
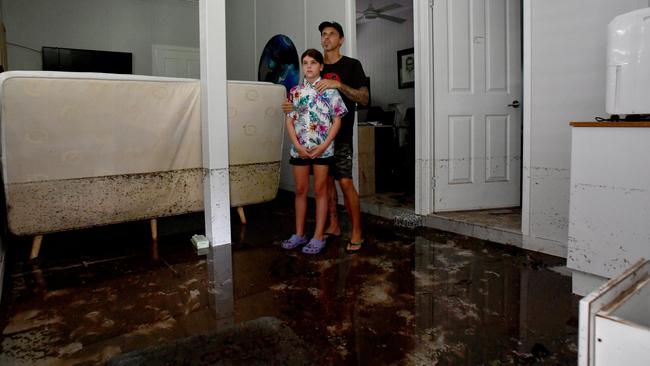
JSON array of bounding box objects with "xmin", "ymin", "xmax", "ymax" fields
[
  {"xmin": 357, "ymin": 0, "xmax": 523, "ymax": 234},
  {"xmin": 355, "ymin": 0, "xmax": 416, "ymax": 211},
  {"xmin": 428, "ymin": 0, "xmax": 523, "ymax": 232},
  {"xmin": 152, "ymin": 44, "xmax": 200, "ymax": 78}
]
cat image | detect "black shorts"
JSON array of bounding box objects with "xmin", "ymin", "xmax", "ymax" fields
[
  {"xmin": 289, "ymin": 157, "xmax": 333, "ymax": 166},
  {"xmin": 330, "ymin": 142, "xmax": 353, "ymax": 180}
]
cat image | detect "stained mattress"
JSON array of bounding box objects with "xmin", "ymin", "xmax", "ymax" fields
[{"xmin": 0, "ymin": 71, "xmax": 285, "ymax": 235}]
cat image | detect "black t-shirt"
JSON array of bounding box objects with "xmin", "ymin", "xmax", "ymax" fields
[{"xmin": 322, "ymin": 56, "xmax": 368, "ymax": 144}]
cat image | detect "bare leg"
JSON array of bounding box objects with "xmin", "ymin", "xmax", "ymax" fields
[
  {"xmin": 324, "ymin": 175, "xmax": 341, "ymax": 235},
  {"xmin": 339, "ymin": 177, "xmax": 362, "ymax": 243},
  {"xmin": 293, "ymin": 165, "xmax": 310, "ymax": 237},
  {"xmin": 312, "ymin": 165, "xmax": 329, "ymax": 241}
]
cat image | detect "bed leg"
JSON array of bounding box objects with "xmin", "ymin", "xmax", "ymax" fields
[
  {"xmin": 150, "ymin": 218, "xmax": 159, "ymax": 261},
  {"xmin": 237, "ymin": 206, "xmax": 247, "ymax": 225},
  {"xmin": 30, "ymin": 235, "xmax": 43, "ymax": 260},
  {"xmin": 150, "ymin": 218, "xmax": 158, "ymax": 241}
]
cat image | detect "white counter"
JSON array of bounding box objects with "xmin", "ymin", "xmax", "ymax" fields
[{"xmin": 568, "ymin": 122, "xmax": 650, "ymax": 295}]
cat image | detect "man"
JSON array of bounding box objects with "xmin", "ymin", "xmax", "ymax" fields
[{"xmin": 283, "ymin": 21, "xmax": 369, "ymax": 251}]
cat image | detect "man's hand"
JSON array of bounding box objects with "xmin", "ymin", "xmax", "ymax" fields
[
  {"xmin": 315, "ymin": 79, "xmax": 340, "ymax": 93},
  {"xmin": 282, "ymin": 100, "xmax": 293, "ymax": 114},
  {"xmin": 308, "ymin": 144, "xmax": 327, "ymax": 159}
]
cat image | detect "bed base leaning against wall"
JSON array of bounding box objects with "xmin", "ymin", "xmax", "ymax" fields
[{"xmin": 0, "ymin": 71, "xmax": 286, "ymax": 259}]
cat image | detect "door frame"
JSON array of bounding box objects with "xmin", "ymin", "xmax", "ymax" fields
[
  {"xmin": 521, "ymin": 0, "xmax": 532, "ymax": 237},
  {"xmin": 412, "ymin": 0, "xmax": 529, "ymax": 234},
  {"xmin": 414, "ymin": 0, "xmax": 435, "ymax": 216},
  {"xmin": 344, "ymin": 0, "xmax": 360, "ymax": 190}
]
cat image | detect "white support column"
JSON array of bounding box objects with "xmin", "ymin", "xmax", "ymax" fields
[
  {"xmin": 414, "ymin": 0, "xmax": 435, "ymax": 216},
  {"xmin": 199, "ymin": 0, "xmax": 233, "ymax": 323}
]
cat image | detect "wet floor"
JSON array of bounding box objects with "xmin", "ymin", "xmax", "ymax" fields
[{"xmin": 0, "ymin": 192, "xmax": 580, "ymax": 365}]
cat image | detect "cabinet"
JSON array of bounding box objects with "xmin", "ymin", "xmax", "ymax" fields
[
  {"xmin": 358, "ymin": 124, "xmax": 398, "ymax": 195},
  {"xmin": 579, "ymin": 259, "xmax": 650, "ymax": 366},
  {"xmin": 568, "ymin": 122, "xmax": 650, "ymax": 295}
]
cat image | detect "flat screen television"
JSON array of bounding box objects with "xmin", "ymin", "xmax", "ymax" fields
[{"xmin": 42, "ymin": 47, "xmax": 132, "ymax": 74}]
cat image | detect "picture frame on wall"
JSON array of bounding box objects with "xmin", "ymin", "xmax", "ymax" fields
[{"xmin": 397, "ymin": 47, "xmax": 414, "ymax": 89}]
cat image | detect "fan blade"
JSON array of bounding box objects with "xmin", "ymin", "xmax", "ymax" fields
[
  {"xmin": 375, "ymin": 3, "xmax": 401, "ymax": 12},
  {"xmin": 377, "ymin": 13, "xmax": 406, "ymax": 23},
  {"xmin": 356, "ymin": 15, "xmax": 365, "ymax": 21}
]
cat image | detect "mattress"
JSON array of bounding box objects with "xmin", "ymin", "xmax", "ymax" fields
[{"xmin": 0, "ymin": 71, "xmax": 285, "ymax": 235}]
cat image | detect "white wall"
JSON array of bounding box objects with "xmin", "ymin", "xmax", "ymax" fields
[
  {"xmin": 356, "ymin": 11, "xmax": 414, "ymax": 110},
  {"xmin": 524, "ymin": 0, "xmax": 647, "ymax": 255},
  {"xmin": 2, "ymin": 0, "xmax": 199, "ymax": 75},
  {"xmin": 225, "ymin": 0, "xmax": 255, "ymax": 81},
  {"xmin": 226, "ymin": 0, "xmax": 349, "ymax": 81},
  {"xmin": 226, "ymin": 0, "xmax": 350, "ymax": 191}
]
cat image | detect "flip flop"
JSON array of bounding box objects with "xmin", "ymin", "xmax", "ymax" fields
[{"xmin": 346, "ymin": 239, "xmax": 364, "ymax": 253}]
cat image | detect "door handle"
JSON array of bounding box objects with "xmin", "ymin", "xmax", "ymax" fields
[{"xmin": 508, "ymin": 100, "xmax": 520, "ymax": 108}]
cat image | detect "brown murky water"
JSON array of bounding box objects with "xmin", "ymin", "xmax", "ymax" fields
[{"xmin": 0, "ymin": 193, "xmax": 579, "ymax": 365}]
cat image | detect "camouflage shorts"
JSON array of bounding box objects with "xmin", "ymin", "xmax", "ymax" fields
[{"xmin": 331, "ymin": 142, "xmax": 353, "ymax": 180}]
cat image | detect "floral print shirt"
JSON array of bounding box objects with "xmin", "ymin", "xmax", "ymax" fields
[{"xmin": 287, "ymin": 77, "xmax": 347, "ymax": 158}]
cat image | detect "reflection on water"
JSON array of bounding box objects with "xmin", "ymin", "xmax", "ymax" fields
[
  {"xmin": 411, "ymin": 235, "xmax": 577, "ymax": 365},
  {"xmin": 224, "ymin": 199, "xmax": 579, "ymax": 365},
  {"xmin": 206, "ymin": 243, "xmax": 234, "ymax": 327},
  {"xmin": 0, "ymin": 196, "xmax": 579, "ymax": 365}
]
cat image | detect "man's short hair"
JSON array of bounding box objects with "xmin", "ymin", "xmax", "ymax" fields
[{"xmin": 318, "ymin": 21, "xmax": 344, "ymax": 38}]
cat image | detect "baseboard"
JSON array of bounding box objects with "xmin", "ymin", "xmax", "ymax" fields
[{"xmin": 522, "ymin": 235, "xmax": 567, "ymax": 258}]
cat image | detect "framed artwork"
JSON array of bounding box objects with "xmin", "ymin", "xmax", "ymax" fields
[{"xmin": 397, "ymin": 47, "xmax": 414, "ymax": 89}]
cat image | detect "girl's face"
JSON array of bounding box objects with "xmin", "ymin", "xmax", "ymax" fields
[{"xmin": 302, "ymin": 55, "xmax": 323, "ymax": 80}]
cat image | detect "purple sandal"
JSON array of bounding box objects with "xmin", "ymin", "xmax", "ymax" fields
[
  {"xmin": 281, "ymin": 234, "xmax": 308, "ymax": 249},
  {"xmin": 301, "ymin": 238, "xmax": 326, "ymax": 254}
]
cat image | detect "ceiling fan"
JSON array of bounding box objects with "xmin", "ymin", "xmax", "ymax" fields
[{"xmin": 357, "ymin": 1, "xmax": 406, "ymax": 23}]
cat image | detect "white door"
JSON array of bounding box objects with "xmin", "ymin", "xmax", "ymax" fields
[
  {"xmin": 433, "ymin": 0, "xmax": 521, "ymax": 212},
  {"xmin": 152, "ymin": 44, "xmax": 200, "ymax": 78}
]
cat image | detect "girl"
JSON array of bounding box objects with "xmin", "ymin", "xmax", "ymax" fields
[{"xmin": 282, "ymin": 49, "xmax": 347, "ymax": 254}]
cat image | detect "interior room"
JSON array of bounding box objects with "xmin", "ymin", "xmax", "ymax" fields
[
  {"xmin": 1, "ymin": 0, "xmax": 650, "ymax": 364},
  {"xmin": 2, "ymin": 0, "xmax": 200, "ymax": 76},
  {"xmin": 355, "ymin": 0, "xmax": 416, "ymax": 209},
  {"xmin": 355, "ymin": 0, "xmax": 523, "ymax": 240}
]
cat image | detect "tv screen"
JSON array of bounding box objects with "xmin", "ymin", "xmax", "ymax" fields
[{"xmin": 42, "ymin": 47, "xmax": 132, "ymax": 74}]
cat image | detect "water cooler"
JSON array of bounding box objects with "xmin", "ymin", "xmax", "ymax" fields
[{"xmin": 606, "ymin": 7, "xmax": 650, "ymax": 118}]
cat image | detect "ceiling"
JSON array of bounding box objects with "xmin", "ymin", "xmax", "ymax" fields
[
  {"xmin": 356, "ymin": 0, "xmax": 413, "ymax": 25},
  {"xmin": 356, "ymin": 0, "xmax": 412, "ymax": 8}
]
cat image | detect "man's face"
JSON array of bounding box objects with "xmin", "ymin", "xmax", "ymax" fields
[{"xmin": 321, "ymin": 27, "xmax": 344, "ymax": 52}]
